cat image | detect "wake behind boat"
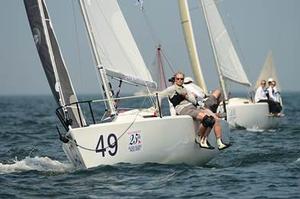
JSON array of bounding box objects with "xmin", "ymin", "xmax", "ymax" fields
[{"xmin": 23, "ymin": 0, "xmax": 230, "ymax": 169}]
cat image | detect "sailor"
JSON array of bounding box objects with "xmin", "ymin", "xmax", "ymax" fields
[
  {"xmin": 160, "ymin": 72, "xmax": 230, "ymax": 150},
  {"xmin": 183, "ymin": 77, "xmax": 222, "ymax": 113},
  {"xmin": 267, "ymin": 78, "xmax": 276, "ymax": 101},
  {"xmin": 272, "ymin": 80, "xmax": 281, "ymax": 103},
  {"xmin": 267, "ymin": 78, "xmax": 282, "ymax": 113},
  {"xmin": 255, "ymin": 79, "xmax": 280, "ymax": 114},
  {"xmin": 255, "ymin": 80, "xmax": 268, "ymax": 103}
]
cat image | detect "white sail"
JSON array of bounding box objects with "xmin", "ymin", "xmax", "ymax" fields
[
  {"xmin": 201, "ymin": 0, "xmax": 251, "ymax": 87},
  {"xmin": 255, "ymin": 51, "xmax": 280, "ymax": 90},
  {"xmin": 80, "ymin": 0, "xmax": 156, "ymax": 88}
]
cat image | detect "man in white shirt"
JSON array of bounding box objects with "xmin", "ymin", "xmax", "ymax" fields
[
  {"xmin": 267, "ymin": 78, "xmax": 282, "ymax": 113},
  {"xmin": 267, "ymin": 78, "xmax": 277, "ymax": 101},
  {"xmin": 272, "ymin": 80, "xmax": 281, "ymax": 103},
  {"xmin": 183, "ymin": 77, "xmax": 222, "ymax": 113},
  {"xmin": 255, "ymin": 80, "xmax": 268, "ymax": 102}
]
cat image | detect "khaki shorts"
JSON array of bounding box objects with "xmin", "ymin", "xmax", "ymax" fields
[
  {"xmin": 179, "ymin": 105, "xmax": 209, "ymax": 120},
  {"xmin": 204, "ymin": 95, "xmax": 219, "ymax": 113}
]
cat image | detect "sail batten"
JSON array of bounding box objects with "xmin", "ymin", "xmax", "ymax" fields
[
  {"xmin": 79, "ymin": 0, "xmax": 156, "ymax": 88},
  {"xmin": 201, "ymin": 0, "xmax": 251, "ymax": 87},
  {"xmin": 24, "ymin": 0, "xmax": 85, "ymax": 128}
]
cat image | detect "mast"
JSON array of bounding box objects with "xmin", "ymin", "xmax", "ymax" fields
[
  {"xmin": 200, "ymin": 0, "xmax": 228, "ymax": 100},
  {"xmin": 156, "ymin": 45, "xmax": 168, "ymax": 90},
  {"xmin": 78, "ymin": 0, "xmax": 116, "ymax": 115},
  {"xmin": 178, "ymin": 0, "xmax": 207, "ymax": 93}
]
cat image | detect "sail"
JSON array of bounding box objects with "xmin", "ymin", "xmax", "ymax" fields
[
  {"xmin": 24, "ymin": 0, "xmax": 85, "ymax": 128},
  {"xmin": 79, "ymin": 0, "xmax": 156, "ymax": 88},
  {"xmin": 201, "ymin": 0, "xmax": 251, "ymax": 87},
  {"xmin": 255, "ymin": 51, "xmax": 280, "ymax": 90}
]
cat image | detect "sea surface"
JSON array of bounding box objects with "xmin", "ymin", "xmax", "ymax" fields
[{"xmin": 0, "ymin": 93, "xmax": 299, "ymax": 199}]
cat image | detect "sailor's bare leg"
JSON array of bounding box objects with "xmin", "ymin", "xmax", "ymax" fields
[{"xmin": 196, "ymin": 111, "xmax": 214, "ymax": 149}]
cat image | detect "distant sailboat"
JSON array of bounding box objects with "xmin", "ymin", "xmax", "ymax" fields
[
  {"xmin": 255, "ymin": 51, "xmax": 283, "ymax": 106},
  {"xmin": 24, "ymin": 0, "xmax": 230, "ymax": 169}
]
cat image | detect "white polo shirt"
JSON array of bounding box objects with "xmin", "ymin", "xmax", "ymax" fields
[{"xmin": 254, "ymin": 86, "xmax": 268, "ymax": 102}]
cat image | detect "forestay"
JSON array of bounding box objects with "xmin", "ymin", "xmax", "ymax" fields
[
  {"xmin": 201, "ymin": 0, "xmax": 251, "ymax": 87},
  {"xmin": 24, "ymin": 0, "xmax": 84, "ymax": 128},
  {"xmin": 255, "ymin": 51, "xmax": 280, "ymax": 90},
  {"xmin": 80, "ymin": 0, "xmax": 156, "ymax": 88}
]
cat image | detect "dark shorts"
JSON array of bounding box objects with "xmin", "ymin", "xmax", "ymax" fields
[
  {"xmin": 204, "ymin": 95, "xmax": 219, "ymax": 113},
  {"xmin": 258, "ymin": 99, "xmax": 282, "ymax": 113}
]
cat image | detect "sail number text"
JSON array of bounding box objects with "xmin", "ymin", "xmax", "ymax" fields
[{"xmin": 96, "ymin": 134, "xmax": 118, "ymax": 157}]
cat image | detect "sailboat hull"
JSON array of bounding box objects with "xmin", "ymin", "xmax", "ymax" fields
[
  {"xmin": 62, "ymin": 113, "xmax": 230, "ymax": 169},
  {"xmin": 226, "ymin": 98, "xmax": 280, "ymax": 131}
]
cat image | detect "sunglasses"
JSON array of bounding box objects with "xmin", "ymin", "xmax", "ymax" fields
[{"xmin": 175, "ymin": 77, "xmax": 184, "ymax": 80}]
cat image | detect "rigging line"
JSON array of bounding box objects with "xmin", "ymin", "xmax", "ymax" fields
[
  {"xmin": 141, "ymin": 9, "xmax": 160, "ymax": 46},
  {"xmin": 145, "ymin": 83, "xmax": 156, "ymax": 106},
  {"xmin": 69, "ymin": 96, "xmax": 151, "ymax": 152},
  {"xmin": 160, "ymin": 48, "xmax": 176, "ymax": 74}
]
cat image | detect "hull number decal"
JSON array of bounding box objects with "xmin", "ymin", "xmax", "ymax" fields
[{"xmin": 96, "ymin": 134, "xmax": 118, "ymax": 157}]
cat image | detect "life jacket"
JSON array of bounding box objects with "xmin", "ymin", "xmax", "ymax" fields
[
  {"xmin": 169, "ymin": 91, "xmax": 186, "ymax": 107},
  {"xmin": 264, "ymin": 88, "xmax": 269, "ymax": 99}
]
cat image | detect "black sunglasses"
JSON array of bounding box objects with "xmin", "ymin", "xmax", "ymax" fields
[{"xmin": 175, "ymin": 77, "xmax": 184, "ymax": 80}]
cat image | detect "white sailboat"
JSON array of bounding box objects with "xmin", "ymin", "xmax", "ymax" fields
[
  {"xmin": 23, "ymin": 0, "xmax": 230, "ymax": 169},
  {"xmin": 197, "ymin": 0, "xmax": 280, "ymax": 130}
]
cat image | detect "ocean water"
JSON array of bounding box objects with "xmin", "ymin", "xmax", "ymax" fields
[{"xmin": 0, "ymin": 93, "xmax": 299, "ymax": 199}]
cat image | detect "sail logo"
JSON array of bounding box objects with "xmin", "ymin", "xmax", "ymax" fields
[
  {"xmin": 33, "ymin": 27, "xmax": 42, "ymax": 48},
  {"xmin": 128, "ymin": 130, "xmax": 142, "ymax": 152}
]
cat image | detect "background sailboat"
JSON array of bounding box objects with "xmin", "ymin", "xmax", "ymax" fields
[
  {"xmin": 255, "ymin": 51, "xmax": 283, "ymax": 106},
  {"xmin": 201, "ymin": 0, "xmax": 282, "ymax": 130},
  {"xmin": 24, "ymin": 0, "xmax": 230, "ymax": 169},
  {"xmin": 179, "ymin": 0, "xmax": 280, "ymax": 130}
]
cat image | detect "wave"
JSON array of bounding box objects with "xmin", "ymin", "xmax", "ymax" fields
[
  {"xmin": 0, "ymin": 156, "xmax": 74, "ymax": 174},
  {"xmin": 246, "ymin": 127, "xmax": 264, "ymax": 132},
  {"xmin": 246, "ymin": 127, "xmax": 277, "ymax": 132}
]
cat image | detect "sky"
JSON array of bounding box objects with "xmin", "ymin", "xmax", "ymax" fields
[{"xmin": 0, "ymin": 0, "xmax": 299, "ymax": 96}]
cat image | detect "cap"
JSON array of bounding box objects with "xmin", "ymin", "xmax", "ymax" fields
[
  {"xmin": 268, "ymin": 78, "xmax": 273, "ymax": 82},
  {"xmin": 184, "ymin": 77, "xmax": 194, "ymax": 84}
]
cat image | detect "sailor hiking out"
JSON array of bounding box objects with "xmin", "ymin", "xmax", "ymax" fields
[{"xmin": 160, "ymin": 72, "xmax": 230, "ymax": 150}]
